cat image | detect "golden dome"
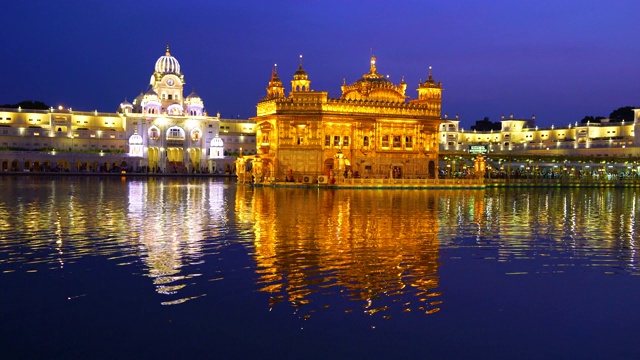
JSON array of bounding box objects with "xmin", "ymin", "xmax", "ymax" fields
[{"xmin": 340, "ymin": 55, "xmax": 406, "ymax": 102}]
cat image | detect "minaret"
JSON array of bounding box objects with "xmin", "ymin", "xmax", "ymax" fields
[
  {"xmin": 266, "ymin": 64, "xmax": 285, "ymax": 99},
  {"xmin": 410, "ymin": 66, "xmax": 442, "ymax": 116},
  {"xmin": 291, "ymin": 55, "xmax": 311, "ymax": 92}
]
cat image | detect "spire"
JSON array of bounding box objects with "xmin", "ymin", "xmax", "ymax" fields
[
  {"xmin": 165, "ymin": 43, "xmax": 171, "ymax": 56},
  {"xmin": 291, "ymin": 55, "xmax": 311, "ymax": 91},
  {"xmin": 270, "ymin": 64, "xmax": 281, "ymax": 83},
  {"xmin": 370, "ymin": 55, "xmax": 377, "ymax": 75},
  {"xmin": 267, "ymin": 63, "xmax": 285, "ymax": 98}
]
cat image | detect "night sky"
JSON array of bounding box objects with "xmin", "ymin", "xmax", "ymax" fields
[{"xmin": 3, "ymin": 0, "xmax": 640, "ymax": 128}]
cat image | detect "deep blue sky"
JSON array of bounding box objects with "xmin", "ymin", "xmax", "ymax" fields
[{"xmin": 3, "ymin": 0, "xmax": 640, "ymax": 128}]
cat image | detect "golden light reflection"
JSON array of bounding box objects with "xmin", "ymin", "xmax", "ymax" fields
[
  {"xmin": 437, "ymin": 188, "xmax": 639, "ymax": 270},
  {"xmin": 236, "ymin": 186, "xmax": 442, "ymax": 319}
]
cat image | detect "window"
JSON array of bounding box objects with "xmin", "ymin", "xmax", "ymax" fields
[
  {"xmin": 325, "ymin": 135, "xmax": 330, "ymax": 146},
  {"xmin": 334, "ymin": 136, "xmax": 340, "ymax": 146},
  {"xmin": 382, "ymin": 135, "xmax": 389, "ymax": 148},
  {"xmin": 363, "ymin": 136, "xmax": 369, "ymax": 147},
  {"xmin": 343, "ymin": 136, "xmax": 349, "ymax": 147},
  {"xmin": 168, "ymin": 94, "xmax": 173, "ymax": 100},
  {"xmin": 405, "ymin": 136, "xmax": 413, "ymax": 148},
  {"xmin": 393, "ymin": 136, "xmax": 401, "ymax": 148}
]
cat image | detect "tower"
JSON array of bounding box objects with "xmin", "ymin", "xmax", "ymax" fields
[
  {"xmin": 291, "ymin": 55, "xmax": 311, "ymax": 92},
  {"xmin": 150, "ymin": 44, "xmax": 186, "ymax": 113},
  {"xmin": 410, "ymin": 66, "xmax": 442, "ymax": 116},
  {"xmin": 266, "ymin": 64, "xmax": 285, "ymax": 99}
]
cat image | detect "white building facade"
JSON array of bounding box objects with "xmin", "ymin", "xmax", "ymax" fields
[{"xmin": 0, "ymin": 46, "xmax": 256, "ymax": 174}]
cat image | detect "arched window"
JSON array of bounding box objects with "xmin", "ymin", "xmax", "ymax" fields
[{"xmin": 149, "ymin": 128, "xmax": 159, "ymax": 140}]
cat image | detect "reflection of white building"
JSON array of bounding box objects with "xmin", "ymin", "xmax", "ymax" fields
[{"xmin": 0, "ymin": 45, "xmax": 256, "ymax": 174}]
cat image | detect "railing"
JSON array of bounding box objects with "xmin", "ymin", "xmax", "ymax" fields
[
  {"xmin": 485, "ymin": 178, "xmax": 640, "ymax": 187},
  {"xmin": 334, "ymin": 177, "xmax": 483, "ymax": 186}
]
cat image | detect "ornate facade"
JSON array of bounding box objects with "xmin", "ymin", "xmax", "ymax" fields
[
  {"xmin": 247, "ymin": 56, "xmax": 443, "ymax": 183},
  {"xmin": 0, "ymin": 46, "xmax": 256, "ymax": 174}
]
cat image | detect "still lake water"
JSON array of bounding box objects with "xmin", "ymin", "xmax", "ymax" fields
[{"xmin": 1, "ymin": 176, "xmax": 639, "ymax": 359}]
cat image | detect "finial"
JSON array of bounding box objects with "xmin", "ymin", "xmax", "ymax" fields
[
  {"xmin": 299, "ymin": 54, "xmax": 303, "ymax": 66},
  {"xmin": 343, "ymin": 78, "xmax": 346, "ymax": 85},
  {"xmin": 370, "ymin": 54, "xmax": 377, "ymax": 74},
  {"xmin": 165, "ymin": 43, "xmax": 170, "ymax": 56}
]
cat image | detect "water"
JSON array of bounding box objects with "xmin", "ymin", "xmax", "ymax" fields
[{"xmin": 1, "ymin": 176, "xmax": 639, "ymax": 359}]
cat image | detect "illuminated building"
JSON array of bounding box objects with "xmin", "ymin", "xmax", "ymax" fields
[
  {"xmin": 439, "ymin": 113, "xmax": 640, "ymax": 159},
  {"xmin": 248, "ymin": 55, "xmax": 443, "ymax": 183},
  {"xmin": 0, "ymin": 45, "xmax": 255, "ymax": 173}
]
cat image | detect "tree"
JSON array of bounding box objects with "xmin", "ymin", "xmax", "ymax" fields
[
  {"xmin": 580, "ymin": 115, "xmax": 605, "ymax": 124},
  {"xmin": 471, "ymin": 117, "xmax": 501, "ymax": 131},
  {"xmin": 0, "ymin": 100, "xmax": 50, "ymax": 110},
  {"xmin": 609, "ymin": 106, "xmax": 636, "ymax": 122}
]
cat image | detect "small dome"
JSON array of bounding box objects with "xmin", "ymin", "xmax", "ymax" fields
[
  {"xmin": 154, "ymin": 44, "xmax": 181, "ymax": 74},
  {"xmin": 186, "ymin": 89, "xmax": 201, "ymax": 99},
  {"xmin": 129, "ymin": 133, "xmax": 143, "ymax": 145},
  {"xmin": 294, "ymin": 66, "xmax": 307, "ymax": 78},
  {"xmin": 120, "ymin": 98, "xmax": 133, "ymax": 108},
  {"xmin": 293, "ymin": 55, "xmax": 308, "ymax": 80},
  {"xmin": 211, "ymin": 135, "xmax": 224, "ymax": 147},
  {"xmin": 270, "ymin": 68, "xmax": 282, "ymax": 86}
]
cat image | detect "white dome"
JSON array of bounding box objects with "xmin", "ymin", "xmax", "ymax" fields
[
  {"xmin": 210, "ymin": 136, "xmax": 224, "ymax": 147},
  {"xmin": 155, "ymin": 45, "xmax": 181, "ymax": 74},
  {"xmin": 129, "ymin": 133, "xmax": 143, "ymax": 145}
]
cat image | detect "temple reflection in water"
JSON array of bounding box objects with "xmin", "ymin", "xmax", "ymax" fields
[
  {"xmin": 126, "ymin": 178, "xmax": 231, "ymax": 304},
  {"xmin": 235, "ymin": 186, "xmax": 444, "ymax": 318},
  {"xmin": 1, "ymin": 176, "xmax": 638, "ymax": 313}
]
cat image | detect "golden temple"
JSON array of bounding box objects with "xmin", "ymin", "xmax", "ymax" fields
[{"xmin": 244, "ymin": 55, "xmax": 444, "ymax": 184}]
